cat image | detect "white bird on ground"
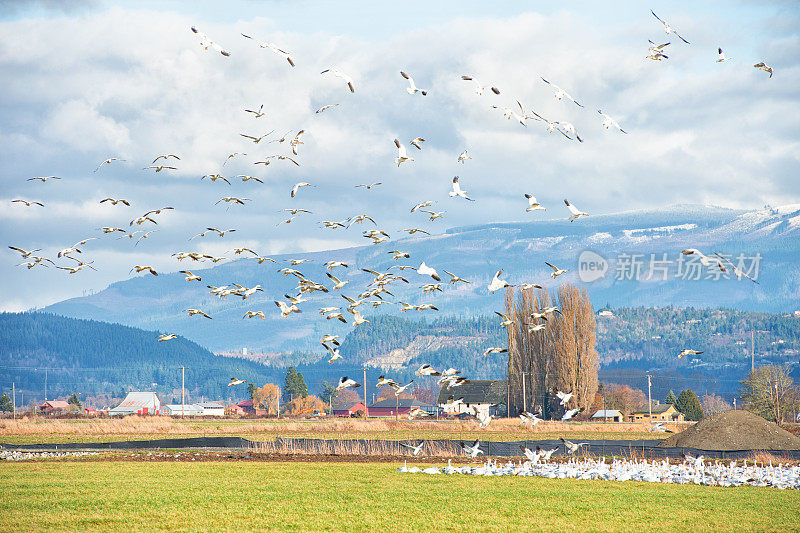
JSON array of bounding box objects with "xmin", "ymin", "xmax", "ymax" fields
[
  {"xmin": 394, "ymin": 139, "xmax": 414, "ymax": 166},
  {"xmin": 291, "ymin": 182, "xmax": 312, "ymax": 198},
  {"xmin": 449, "ymin": 176, "xmax": 474, "ymax": 201},
  {"xmin": 240, "ymin": 33, "xmax": 295, "ymax": 66},
  {"xmin": 417, "ymin": 262, "xmax": 441, "ymax": 282},
  {"xmin": 597, "ymin": 110, "xmax": 628, "ymax": 133},
  {"xmin": 754, "ymin": 62, "xmax": 773, "ymax": 78},
  {"xmin": 321, "ymin": 68, "xmax": 355, "ymax": 92},
  {"xmin": 190, "ymin": 26, "xmax": 230, "ymax": 56},
  {"xmin": 460, "ymin": 76, "xmax": 500, "ymax": 96},
  {"xmin": 400, "ymin": 441, "xmax": 425, "ymax": 456},
  {"xmin": 525, "ymin": 195, "xmax": 545, "ymax": 212},
  {"xmin": 651, "ymin": 10, "xmax": 690, "ymax": 44},
  {"xmin": 540, "ymin": 77, "xmax": 583, "ymax": 107},
  {"xmin": 716, "ymin": 47, "xmax": 732, "ymax": 62},
  {"xmin": 560, "ymin": 437, "xmax": 589, "ymax": 453},
  {"xmin": 678, "ymin": 348, "xmax": 703, "ymax": 359},
  {"xmin": 228, "ymin": 378, "xmax": 246, "ymax": 386},
  {"xmin": 400, "ymin": 71, "xmax": 427, "ymax": 95},
  {"xmin": 555, "ymin": 390, "xmax": 573, "ymax": 406},
  {"xmin": 488, "ymin": 270, "xmax": 512, "ymax": 293},
  {"xmin": 336, "ymin": 376, "xmax": 361, "ymax": 391},
  {"xmin": 457, "ymin": 150, "xmax": 471, "ymax": 164},
  {"xmin": 461, "ymin": 439, "xmax": 484, "ymax": 458},
  {"xmin": 564, "ymin": 199, "xmax": 588, "ymax": 222}
]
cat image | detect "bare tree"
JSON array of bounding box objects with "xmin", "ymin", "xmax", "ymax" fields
[{"xmin": 740, "ymin": 365, "xmax": 795, "ymax": 423}]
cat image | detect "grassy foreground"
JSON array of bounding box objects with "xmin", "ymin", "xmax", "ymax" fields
[
  {"xmin": 0, "ymin": 417, "xmax": 668, "ymax": 444},
  {"xmin": 0, "ymin": 461, "xmax": 797, "ymax": 532}
]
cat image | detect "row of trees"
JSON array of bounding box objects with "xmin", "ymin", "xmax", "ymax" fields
[{"xmin": 505, "ymin": 284, "xmax": 599, "ymax": 418}]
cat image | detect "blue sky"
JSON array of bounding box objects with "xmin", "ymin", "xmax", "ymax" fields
[{"xmin": 0, "ymin": 0, "xmax": 798, "ymax": 311}]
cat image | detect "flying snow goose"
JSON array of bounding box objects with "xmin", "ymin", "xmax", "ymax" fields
[
  {"xmin": 461, "ymin": 75, "xmax": 500, "ymax": 96},
  {"xmin": 520, "ymin": 283, "xmax": 544, "ymax": 291},
  {"xmin": 179, "ymin": 270, "xmax": 201, "ymax": 282},
  {"xmin": 229, "ymin": 378, "xmax": 246, "ymax": 386},
  {"xmin": 240, "ymin": 132, "xmax": 272, "ymax": 143},
  {"xmin": 400, "ymin": 441, "xmax": 425, "ymax": 456},
  {"xmin": 457, "ymin": 150, "xmax": 471, "ymax": 164},
  {"xmin": 410, "ymin": 137, "xmax": 424, "ymax": 150},
  {"xmin": 201, "ymin": 174, "xmax": 231, "ymax": 185},
  {"xmin": 215, "ymin": 196, "xmax": 250, "ymax": 206},
  {"xmin": 403, "ymin": 228, "xmax": 430, "ymax": 235},
  {"xmin": 561, "ymin": 407, "xmax": 584, "ymax": 421},
  {"xmin": 392, "ymin": 380, "xmax": 414, "ymax": 396},
  {"xmin": 243, "ymin": 310, "xmax": 266, "ymax": 320},
  {"xmin": 290, "ymin": 130, "xmax": 305, "ymax": 155},
  {"xmin": 540, "ymin": 77, "xmax": 584, "ymax": 107},
  {"xmin": 12, "ymin": 199, "xmax": 44, "ymax": 207},
  {"xmin": 185, "ymin": 308, "xmax": 212, "ymax": 319},
  {"xmin": 244, "ymin": 104, "xmax": 265, "ymax": 118},
  {"xmin": 389, "ymin": 250, "xmax": 410, "ymax": 261},
  {"xmin": 240, "ymin": 33, "xmax": 295, "ymax": 66},
  {"xmin": 100, "ymin": 198, "xmax": 130, "ymax": 206},
  {"xmin": 131, "ymin": 265, "xmax": 157, "ymax": 276},
  {"xmin": 400, "ymin": 71, "xmax": 427, "ymax": 95},
  {"xmin": 716, "ymin": 48, "xmax": 731, "ymax": 62},
  {"xmin": 555, "ymin": 390, "xmax": 573, "ymax": 406},
  {"xmin": 143, "ymin": 165, "xmax": 177, "ymax": 173},
  {"xmin": 417, "ymin": 262, "xmax": 441, "ymax": 281},
  {"xmin": 420, "ymin": 209, "xmax": 444, "ymax": 221},
  {"xmin": 527, "ymin": 323, "xmax": 546, "ymax": 332},
  {"xmin": 678, "ymin": 348, "xmax": 703, "ymax": 359},
  {"xmin": 597, "ymin": 110, "xmax": 627, "ymax": 133},
  {"xmin": 376, "ymin": 376, "xmax": 397, "ymax": 388},
  {"xmin": 315, "ymin": 103, "xmax": 340, "ymax": 114},
  {"xmin": 555, "ymin": 121, "xmax": 582, "ymax": 142},
  {"xmin": 336, "ymin": 376, "xmax": 361, "ymax": 391},
  {"xmin": 94, "ymin": 158, "xmax": 125, "ymax": 172},
  {"xmin": 394, "ymin": 139, "xmax": 414, "ymax": 166},
  {"xmin": 350, "ymin": 309, "xmax": 369, "ymax": 326},
  {"xmin": 190, "ymin": 26, "xmax": 231, "ymax": 56},
  {"xmin": 326, "ymin": 272, "xmax": 349, "ymax": 291},
  {"xmin": 519, "ymin": 410, "xmax": 542, "ymax": 427},
  {"xmin": 681, "ymin": 249, "xmax": 726, "ymax": 271},
  {"xmin": 410, "ymin": 201, "xmax": 433, "ymax": 213},
  {"xmin": 564, "ymin": 199, "xmax": 588, "ymax": 221},
  {"xmin": 324, "ymin": 260, "xmax": 348, "ymax": 269},
  {"xmin": 525, "ymin": 194, "xmax": 545, "ymax": 212},
  {"xmin": 560, "ymin": 437, "xmax": 589, "ymax": 453},
  {"xmin": 449, "ymin": 176, "xmax": 474, "ymax": 201},
  {"xmin": 158, "ymin": 333, "xmax": 178, "ymax": 342},
  {"xmin": 461, "ymin": 439, "xmax": 484, "ymax": 458},
  {"xmin": 488, "ymin": 270, "xmax": 512, "ymax": 293},
  {"xmin": 415, "ymin": 364, "xmax": 441, "ymax": 377},
  {"xmin": 443, "ymin": 270, "xmax": 470, "ymax": 284},
  {"xmin": 713, "ymin": 252, "xmax": 758, "ymax": 283},
  {"xmin": 483, "ymin": 347, "xmax": 508, "ymax": 356},
  {"xmin": 321, "ymin": 68, "xmax": 355, "ymax": 93},
  {"xmin": 27, "ymin": 176, "xmax": 60, "ymax": 182},
  {"xmin": 99, "ymin": 227, "xmax": 126, "ymax": 234},
  {"xmin": 274, "ymin": 300, "xmax": 301, "ymax": 318},
  {"xmin": 356, "ymin": 182, "xmax": 381, "ymax": 190},
  {"xmin": 291, "ymin": 182, "xmax": 312, "ymax": 198},
  {"xmin": 134, "ymin": 230, "xmax": 157, "ymax": 246},
  {"xmin": 8, "ymin": 246, "xmax": 41, "ymax": 258},
  {"xmin": 753, "ymin": 62, "xmax": 773, "ymax": 78},
  {"xmin": 495, "ymin": 312, "xmax": 514, "ymax": 328},
  {"xmin": 650, "ymin": 10, "xmax": 690, "ymax": 44}
]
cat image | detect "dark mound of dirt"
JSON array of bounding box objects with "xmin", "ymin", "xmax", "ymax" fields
[{"xmin": 658, "ymin": 410, "xmax": 800, "ymax": 451}]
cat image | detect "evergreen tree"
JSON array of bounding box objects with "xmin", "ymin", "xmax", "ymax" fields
[
  {"xmin": 318, "ymin": 380, "xmax": 337, "ymax": 404},
  {"xmin": 67, "ymin": 393, "xmax": 82, "ymax": 410},
  {"xmin": 674, "ymin": 389, "xmax": 704, "ymax": 421},
  {"xmin": 247, "ymin": 383, "xmax": 256, "ymax": 402},
  {"xmin": 283, "ymin": 367, "xmax": 308, "ymax": 401},
  {"xmin": 664, "ymin": 390, "xmax": 677, "ymax": 405},
  {"xmin": 0, "ymin": 393, "xmax": 12, "ymax": 412}
]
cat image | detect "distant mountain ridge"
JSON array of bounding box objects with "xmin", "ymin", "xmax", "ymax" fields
[{"xmin": 43, "ymin": 203, "xmax": 800, "ymax": 352}]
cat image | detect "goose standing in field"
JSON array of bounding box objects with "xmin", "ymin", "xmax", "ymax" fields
[
  {"xmin": 457, "ymin": 150, "xmax": 471, "ymax": 164},
  {"xmin": 461, "ymin": 439, "xmax": 484, "ymax": 458},
  {"xmin": 716, "ymin": 48, "xmax": 732, "ymax": 62},
  {"xmin": 650, "ymin": 10, "xmax": 690, "ymax": 44},
  {"xmin": 564, "ymin": 199, "xmax": 588, "ymax": 221},
  {"xmin": 94, "ymin": 158, "xmax": 125, "ymax": 172},
  {"xmin": 179, "ymin": 270, "xmax": 201, "ymax": 281},
  {"xmin": 185, "ymin": 308, "xmax": 212, "ymax": 319},
  {"xmin": 229, "ymin": 378, "xmax": 246, "ymax": 386},
  {"xmin": 488, "ymin": 270, "xmax": 512, "ymax": 293},
  {"xmin": 394, "ymin": 139, "xmax": 414, "ymax": 166},
  {"xmin": 525, "ymin": 194, "xmax": 545, "ymax": 212},
  {"xmin": 158, "ymin": 334, "xmax": 178, "ymax": 342},
  {"xmin": 753, "ymin": 62, "xmax": 773, "ymax": 78},
  {"xmin": 400, "ymin": 71, "xmax": 427, "ymax": 95},
  {"xmin": 560, "ymin": 438, "xmax": 589, "ymax": 454},
  {"xmin": 321, "ymin": 68, "xmax": 355, "ymax": 93},
  {"xmin": 400, "ymin": 441, "xmax": 425, "ymax": 456},
  {"xmin": 460, "ymin": 75, "xmax": 500, "ymax": 96},
  {"xmin": 240, "ymin": 33, "xmax": 295, "ymax": 66},
  {"xmin": 336, "ymin": 376, "xmax": 361, "ymax": 391},
  {"xmin": 678, "ymin": 348, "xmax": 703, "ymax": 359},
  {"xmin": 449, "ymin": 176, "xmax": 474, "ymax": 201},
  {"xmin": 417, "ymin": 262, "xmax": 441, "ymax": 282},
  {"xmin": 315, "ymin": 103, "xmax": 340, "ymax": 114},
  {"xmin": 540, "ymin": 77, "xmax": 584, "ymax": 107},
  {"xmin": 190, "ymin": 26, "xmax": 231, "ymax": 56},
  {"xmin": 597, "ymin": 110, "xmax": 627, "ymax": 133}
]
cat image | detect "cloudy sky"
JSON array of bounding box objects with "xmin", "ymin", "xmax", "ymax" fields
[{"xmin": 1, "ymin": 0, "xmax": 798, "ymax": 312}]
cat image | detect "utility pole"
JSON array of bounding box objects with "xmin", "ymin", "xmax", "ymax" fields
[
  {"xmin": 774, "ymin": 380, "xmax": 781, "ymax": 424},
  {"xmin": 647, "ymin": 374, "xmax": 652, "ymax": 422},
  {"xmin": 751, "ymin": 330, "xmax": 755, "ymax": 372},
  {"xmin": 362, "ymin": 369, "xmax": 368, "ymax": 418},
  {"xmin": 521, "ymin": 372, "xmax": 527, "ymax": 413},
  {"xmin": 178, "ymin": 366, "xmax": 188, "ymax": 417},
  {"xmin": 44, "ymin": 368, "xmax": 47, "ymax": 402},
  {"xmin": 395, "ymin": 394, "xmax": 399, "ymax": 422},
  {"xmin": 602, "ymin": 394, "xmax": 606, "ymax": 423},
  {"xmin": 12, "ymin": 382, "xmax": 15, "ymax": 420}
]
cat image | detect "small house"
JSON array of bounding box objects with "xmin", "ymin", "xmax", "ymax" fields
[
  {"xmin": 332, "ymin": 401, "xmax": 366, "ymax": 418},
  {"xmin": 39, "ymin": 400, "xmax": 71, "ymax": 415},
  {"xmin": 629, "ymin": 403, "xmax": 684, "ymax": 422},
  {"xmin": 591, "ymin": 409, "xmax": 623, "ymax": 422},
  {"xmin": 236, "ymin": 400, "xmax": 266, "ymax": 416},
  {"xmin": 162, "ymin": 404, "xmax": 204, "ymax": 416}
]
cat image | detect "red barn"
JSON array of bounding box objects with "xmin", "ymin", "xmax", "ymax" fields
[{"xmin": 332, "ymin": 401, "xmax": 366, "ymax": 417}]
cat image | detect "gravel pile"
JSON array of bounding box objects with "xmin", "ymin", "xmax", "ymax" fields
[{"xmin": 658, "ymin": 410, "xmax": 800, "ymax": 451}]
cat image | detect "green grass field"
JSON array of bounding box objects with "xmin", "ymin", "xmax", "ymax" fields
[{"xmin": 0, "ymin": 460, "xmax": 797, "ymax": 532}]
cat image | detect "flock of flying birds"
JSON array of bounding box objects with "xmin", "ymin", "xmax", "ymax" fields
[{"xmin": 9, "ymin": 11, "xmax": 770, "ymax": 433}]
